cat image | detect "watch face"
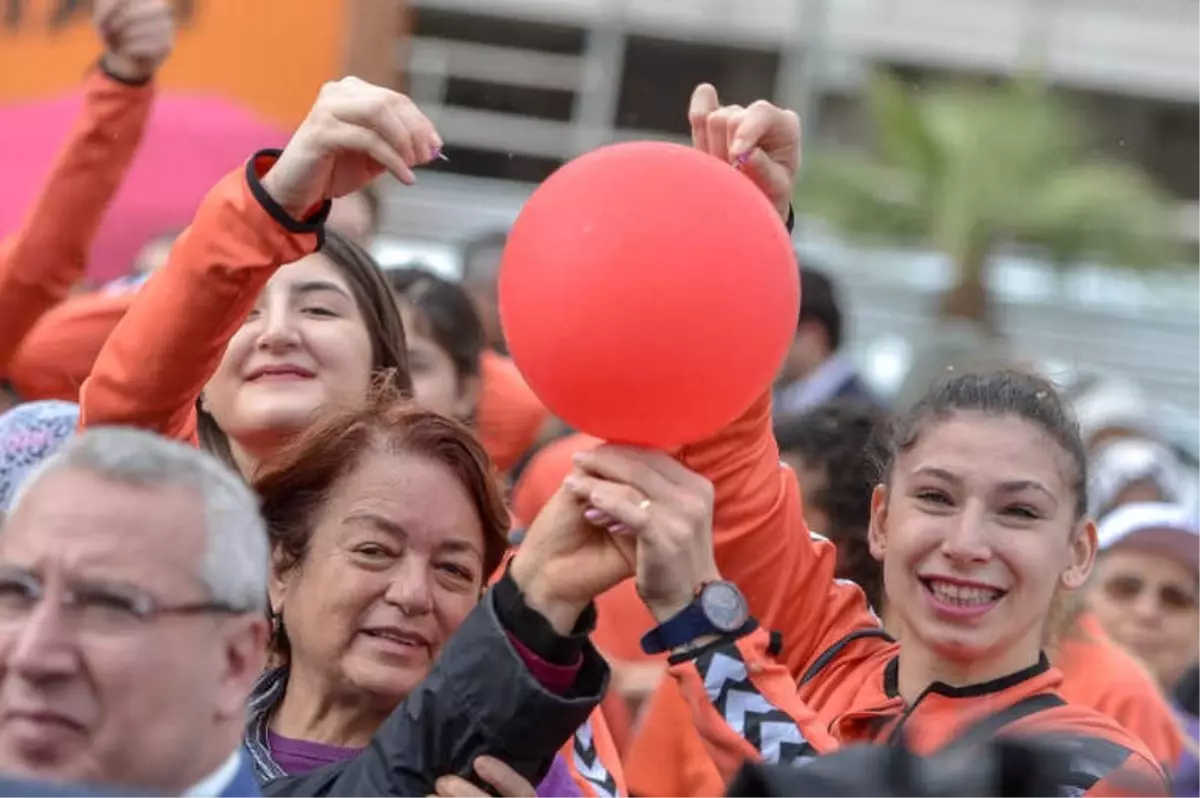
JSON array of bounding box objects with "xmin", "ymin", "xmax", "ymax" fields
[{"xmin": 701, "ymin": 581, "xmax": 749, "ymax": 633}]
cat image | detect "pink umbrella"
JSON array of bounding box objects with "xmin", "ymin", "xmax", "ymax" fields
[{"xmin": 0, "ymin": 90, "xmax": 288, "ymax": 283}]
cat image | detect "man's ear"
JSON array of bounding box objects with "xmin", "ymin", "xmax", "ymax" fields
[{"xmin": 215, "ymin": 615, "xmax": 269, "ymax": 720}]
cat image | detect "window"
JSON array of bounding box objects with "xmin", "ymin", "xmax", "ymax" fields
[{"xmin": 616, "ymin": 36, "xmax": 780, "ymax": 134}]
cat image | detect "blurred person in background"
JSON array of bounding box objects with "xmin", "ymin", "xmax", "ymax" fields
[
  {"xmin": 460, "ymin": 230, "xmax": 509, "ymax": 356},
  {"xmin": 0, "ymin": 0, "xmax": 174, "ymax": 413},
  {"xmin": 1087, "ymin": 503, "xmax": 1199, "ymax": 795},
  {"xmin": 773, "ymin": 266, "xmax": 878, "ymax": 416},
  {"xmin": 1090, "ymin": 437, "xmax": 1187, "ymax": 520},
  {"xmin": 1072, "ymin": 376, "xmax": 1158, "ymax": 456},
  {"xmin": 624, "ymin": 398, "xmax": 889, "ymax": 798},
  {"xmin": 773, "ymin": 400, "xmax": 889, "ymax": 615},
  {"xmin": 0, "ymin": 427, "xmax": 268, "ymax": 796},
  {"xmin": 0, "ymin": 401, "xmax": 79, "ymax": 514},
  {"xmin": 388, "ymin": 265, "xmax": 553, "ymax": 479},
  {"xmin": 455, "ymin": 230, "xmax": 556, "ymax": 474}
]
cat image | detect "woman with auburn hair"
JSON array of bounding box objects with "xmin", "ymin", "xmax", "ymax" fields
[{"xmin": 242, "ymin": 385, "xmax": 582, "ymax": 796}]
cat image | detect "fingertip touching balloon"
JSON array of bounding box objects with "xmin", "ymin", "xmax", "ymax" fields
[{"xmin": 499, "ymin": 141, "xmax": 799, "ymax": 448}]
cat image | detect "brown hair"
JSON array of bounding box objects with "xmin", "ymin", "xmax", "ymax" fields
[
  {"xmin": 199, "ymin": 230, "xmax": 413, "ymax": 469},
  {"xmin": 252, "ymin": 383, "xmax": 511, "ymax": 658}
]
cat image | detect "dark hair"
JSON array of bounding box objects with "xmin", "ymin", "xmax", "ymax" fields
[
  {"xmin": 798, "ymin": 267, "xmax": 843, "ymax": 351},
  {"xmin": 877, "ymin": 369, "xmax": 1089, "ymax": 519},
  {"xmin": 253, "ymin": 384, "xmax": 511, "ymax": 659},
  {"xmin": 775, "ymin": 400, "xmax": 887, "ymax": 609},
  {"xmin": 388, "ymin": 266, "xmax": 484, "ymax": 381},
  {"xmin": 198, "ymin": 229, "xmax": 412, "ymax": 469}
]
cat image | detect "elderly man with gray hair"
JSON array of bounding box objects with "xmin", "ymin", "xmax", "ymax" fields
[{"xmin": 0, "ymin": 426, "xmax": 268, "ymax": 796}]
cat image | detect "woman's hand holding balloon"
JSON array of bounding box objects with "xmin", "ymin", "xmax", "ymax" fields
[
  {"xmin": 687, "ymin": 82, "xmax": 801, "ymax": 223},
  {"xmin": 565, "ymin": 446, "xmax": 721, "ymax": 623},
  {"xmin": 261, "ymin": 78, "xmax": 443, "ymax": 219},
  {"xmin": 509, "ymin": 478, "xmax": 637, "ymax": 636}
]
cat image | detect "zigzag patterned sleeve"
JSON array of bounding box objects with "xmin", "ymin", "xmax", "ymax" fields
[{"xmin": 668, "ymin": 628, "xmax": 838, "ymax": 786}]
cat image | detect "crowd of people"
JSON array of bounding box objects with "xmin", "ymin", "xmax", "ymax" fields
[{"xmin": 0, "ymin": 1, "xmax": 1196, "ymax": 796}]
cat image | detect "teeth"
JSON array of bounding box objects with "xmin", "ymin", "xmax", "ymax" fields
[{"xmin": 927, "ymin": 580, "xmax": 1001, "ymax": 606}]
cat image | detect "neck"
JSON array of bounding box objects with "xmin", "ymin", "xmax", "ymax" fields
[
  {"xmin": 271, "ymin": 663, "xmax": 392, "ymax": 749},
  {"xmin": 896, "ymin": 630, "xmax": 1043, "ymax": 705},
  {"xmin": 228, "ymin": 427, "xmax": 294, "ymax": 480},
  {"xmin": 230, "ymin": 440, "xmax": 260, "ymax": 481},
  {"xmin": 164, "ymin": 723, "xmax": 243, "ymax": 795}
]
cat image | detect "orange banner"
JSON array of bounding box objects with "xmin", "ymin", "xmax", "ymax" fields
[{"xmin": 0, "ymin": 0, "xmax": 349, "ymax": 127}]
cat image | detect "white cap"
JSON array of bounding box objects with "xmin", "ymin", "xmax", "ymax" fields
[
  {"xmin": 1072, "ymin": 378, "xmax": 1155, "ymax": 446},
  {"xmin": 1089, "ymin": 438, "xmax": 1183, "ymax": 518},
  {"xmin": 1097, "ymin": 502, "xmax": 1199, "ymax": 572}
]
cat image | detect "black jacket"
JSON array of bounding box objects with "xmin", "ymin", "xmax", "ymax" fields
[{"xmin": 261, "ymin": 586, "xmax": 608, "ymax": 796}]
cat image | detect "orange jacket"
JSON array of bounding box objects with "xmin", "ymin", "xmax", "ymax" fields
[
  {"xmin": 1057, "ymin": 611, "xmax": 1184, "ymax": 772},
  {"xmin": 627, "ymin": 611, "xmax": 1183, "ymax": 798},
  {"xmin": 590, "ymin": 377, "xmax": 1166, "ymax": 795},
  {"xmin": 8, "ymin": 289, "xmax": 134, "ymax": 402},
  {"xmin": 475, "ymin": 350, "xmax": 549, "ymax": 474},
  {"xmin": 0, "ymin": 69, "xmax": 152, "ymax": 379},
  {"xmin": 76, "ymin": 155, "xmax": 626, "ymax": 797}
]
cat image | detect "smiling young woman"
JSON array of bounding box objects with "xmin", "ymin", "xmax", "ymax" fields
[{"xmin": 655, "ymin": 370, "xmax": 1168, "ymax": 797}]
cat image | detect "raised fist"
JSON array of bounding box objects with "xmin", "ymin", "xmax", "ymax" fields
[
  {"xmin": 260, "ymin": 77, "xmax": 443, "ymax": 220},
  {"xmin": 95, "ymin": 0, "xmax": 175, "ymax": 83}
]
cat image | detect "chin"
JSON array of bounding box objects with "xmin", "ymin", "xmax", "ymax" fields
[
  {"xmin": 912, "ymin": 618, "xmax": 1003, "ymax": 664},
  {"xmin": 346, "ymin": 661, "xmax": 430, "ymax": 706},
  {"xmin": 232, "ymin": 399, "xmax": 326, "ymax": 438}
]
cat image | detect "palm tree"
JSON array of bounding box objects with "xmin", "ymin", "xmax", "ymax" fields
[{"xmin": 796, "ymin": 72, "xmax": 1182, "ymax": 337}]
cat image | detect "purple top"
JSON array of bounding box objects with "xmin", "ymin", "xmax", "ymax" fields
[
  {"xmin": 255, "ymin": 628, "xmax": 588, "ymax": 795},
  {"xmin": 266, "ymin": 731, "xmax": 581, "ymax": 797}
]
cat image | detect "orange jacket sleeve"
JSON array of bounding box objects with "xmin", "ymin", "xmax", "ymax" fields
[
  {"xmin": 676, "ymin": 390, "xmax": 881, "ymax": 677},
  {"xmin": 78, "ymin": 153, "xmax": 327, "ymax": 441},
  {"xmin": 7, "ymin": 291, "xmax": 134, "ymax": 402},
  {"xmin": 0, "ymin": 68, "xmax": 153, "ymax": 375}
]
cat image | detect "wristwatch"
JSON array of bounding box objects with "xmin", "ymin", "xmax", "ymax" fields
[{"xmin": 640, "ymin": 580, "xmax": 752, "ymax": 655}]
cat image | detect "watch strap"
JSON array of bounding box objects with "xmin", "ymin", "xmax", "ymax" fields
[{"xmin": 641, "ymin": 601, "xmax": 711, "ymax": 655}]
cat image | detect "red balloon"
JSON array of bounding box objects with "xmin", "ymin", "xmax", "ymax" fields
[{"xmin": 499, "ymin": 141, "xmax": 799, "ymax": 448}]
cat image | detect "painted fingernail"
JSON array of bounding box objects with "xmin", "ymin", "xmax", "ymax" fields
[
  {"xmin": 735, "ymin": 151, "xmax": 751, "ymax": 165},
  {"xmin": 584, "ymin": 508, "xmax": 605, "ymax": 523},
  {"xmin": 610, "ymin": 523, "xmax": 631, "ymax": 535}
]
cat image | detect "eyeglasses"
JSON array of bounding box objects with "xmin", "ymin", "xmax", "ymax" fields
[
  {"xmin": 0, "ymin": 566, "xmax": 248, "ymax": 635},
  {"xmin": 1101, "ymin": 574, "xmax": 1199, "ymax": 612}
]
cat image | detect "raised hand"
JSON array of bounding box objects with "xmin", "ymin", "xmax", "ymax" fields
[
  {"xmin": 565, "ymin": 446, "xmax": 721, "ymax": 623},
  {"xmin": 94, "ymin": 0, "xmax": 175, "ymax": 83},
  {"xmin": 508, "ymin": 475, "xmax": 636, "ymax": 636},
  {"xmin": 260, "ymin": 77, "xmax": 443, "ymax": 219},
  {"xmin": 430, "ymin": 757, "xmax": 536, "ymax": 798},
  {"xmin": 687, "ymin": 83, "xmax": 801, "ymax": 223}
]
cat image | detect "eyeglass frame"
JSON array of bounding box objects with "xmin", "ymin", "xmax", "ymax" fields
[{"xmin": 0, "ymin": 565, "xmax": 252, "ymax": 629}]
